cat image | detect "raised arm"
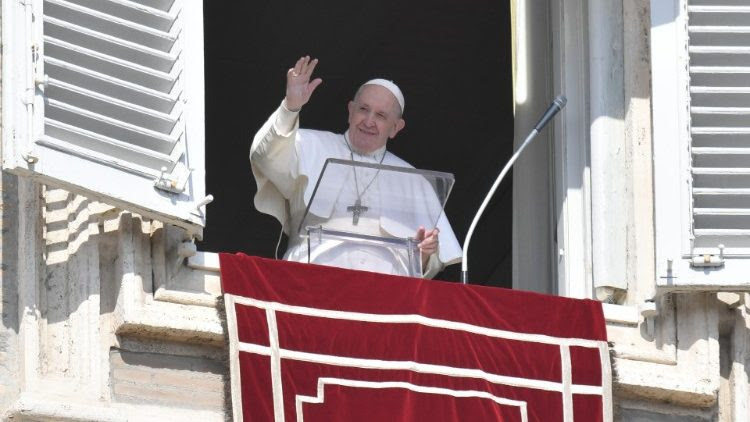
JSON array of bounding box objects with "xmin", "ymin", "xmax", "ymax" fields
[{"xmin": 250, "ymin": 56, "xmax": 323, "ymax": 199}]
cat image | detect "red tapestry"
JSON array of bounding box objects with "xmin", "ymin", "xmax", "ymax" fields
[{"xmin": 220, "ymin": 253, "xmax": 611, "ymax": 422}]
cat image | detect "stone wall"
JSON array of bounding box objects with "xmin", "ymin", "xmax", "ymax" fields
[
  {"xmin": 1, "ymin": 182, "xmax": 228, "ymax": 421},
  {"xmin": 1, "ymin": 173, "xmax": 21, "ymax": 415}
]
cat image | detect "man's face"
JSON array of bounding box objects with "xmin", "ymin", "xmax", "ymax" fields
[{"xmin": 347, "ymin": 85, "xmax": 405, "ymax": 154}]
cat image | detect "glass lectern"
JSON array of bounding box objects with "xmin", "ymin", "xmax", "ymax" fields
[{"xmin": 299, "ymin": 158, "xmax": 454, "ymax": 277}]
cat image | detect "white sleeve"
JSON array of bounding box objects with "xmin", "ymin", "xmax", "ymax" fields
[
  {"xmin": 249, "ymin": 100, "xmax": 308, "ymax": 233},
  {"xmin": 422, "ymin": 252, "xmax": 444, "ymax": 279},
  {"xmin": 250, "ymin": 99, "xmax": 302, "ymax": 199}
]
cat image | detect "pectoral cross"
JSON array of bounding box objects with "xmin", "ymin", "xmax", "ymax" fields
[{"xmin": 346, "ymin": 199, "xmax": 368, "ymax": 225}]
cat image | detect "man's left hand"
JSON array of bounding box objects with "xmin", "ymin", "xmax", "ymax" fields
[{"xmin": 416, "ymin": 226, "xmax": 440, "ymax": 265}]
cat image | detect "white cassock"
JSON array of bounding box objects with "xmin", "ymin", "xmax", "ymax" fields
[{"xmin": 250, "ymin": 100, "xmax": 462, "ymax": 278}]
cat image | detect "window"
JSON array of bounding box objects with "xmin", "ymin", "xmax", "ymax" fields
[
  {"xmin": 653, "ymin": 0, "xmax": 750, "ymax": 289},
  {"xmin": 2, "ymin": 0, "xmax": 206, "ymax": 236}
]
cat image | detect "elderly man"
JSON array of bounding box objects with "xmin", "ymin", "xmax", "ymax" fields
[{"xmin": 250, "ymin": 56, "xmax": 461, "ymax": 278}]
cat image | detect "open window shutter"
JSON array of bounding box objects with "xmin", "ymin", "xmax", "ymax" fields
[
  {"xmin": 654, "ymin": 0, "xmax": 750, "ymax": 289},
  {"xmin": 2, "ymin": 0, "xmax": 206, "ymax": 234}
]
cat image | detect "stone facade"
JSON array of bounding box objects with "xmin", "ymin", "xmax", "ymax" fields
[
  {"xmin": 0, "ymin": 181, "xmax": 227, "ymax": 420},
  {"xmin": 2, "ymin": 0, "xmax": 750, "ymax": 421}
]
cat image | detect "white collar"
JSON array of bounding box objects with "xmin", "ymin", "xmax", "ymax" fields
[{"xmin": 343, "ymin": 131, "xmax": 387, "ymax": 161}]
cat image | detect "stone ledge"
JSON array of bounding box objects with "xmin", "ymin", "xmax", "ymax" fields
[
  {"xmin": 4, "ymin": 392, "xmax": 125, "ymax": 422},
  {"xmin": 115, "ymin": 299, "xmax": 224, "ymax": 346},
  {"xmin": 603, "ymin": 303, "xmax": 639, "ymax": 325},
  {"xmin": 613, "ymin": 357, "xmax": 719, "ymax": 408},
  {"xmin": 154, "ymin": 286, "xmax": 219, "ymax": 307},
  {"xmin": 188, "ymin": 251, "xmax": 220, "ymax": 272}
]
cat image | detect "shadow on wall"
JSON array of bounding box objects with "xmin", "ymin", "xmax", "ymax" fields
[
  {"xmin": 1, "ymin": 173, "xmax": 21, "ymax": 409},
  {"xmin": 1, "ymin": 173, "xmax": 20, "ymax": 335}
]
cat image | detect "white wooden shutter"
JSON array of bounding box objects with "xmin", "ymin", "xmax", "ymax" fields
[
  {"xmin": 653, "ymin": 0, "xmax": 750, "ymax": 289},
  {"xmin": 2, "ymin": 0, "xmax": 206, "ymax": 234}
]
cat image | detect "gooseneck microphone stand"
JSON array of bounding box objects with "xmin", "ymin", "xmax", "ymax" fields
[{"xmin": 461, "ymin": 96, "xmax": 567, "ymax": 284}]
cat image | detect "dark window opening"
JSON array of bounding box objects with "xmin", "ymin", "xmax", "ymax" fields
[{"xmin": 200, "ymin": 0, "xmax": 514, "ymax": 287}]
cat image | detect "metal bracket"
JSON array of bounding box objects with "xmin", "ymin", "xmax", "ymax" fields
[
  {"xmin": 154, "ymin": 166, "xmax": 182, "ymax": 193},
  {"xmin": 639, "ymin": 300, "xmax": 658, "ymax": 339},
  {"xmin": 154, "ymin": 164, "xmax": 191, "ymax": 194},
  {"xmin": 690, "ymin": 244, "xmax": 725, "ymax": 268},
  {"xmin": 21, "ymin": 150, "xmax": 39, "ymax": 164},
  {"xmin": 191, "ymin": 194, "xmax": 214, "ymax": 216},
  {"xmin": 658, "ymin": 258, "xmax": 676, "ymax": 282},
  {"xmin": 173, "ymin": 239, "xmax": 197, "ymax": 273}
]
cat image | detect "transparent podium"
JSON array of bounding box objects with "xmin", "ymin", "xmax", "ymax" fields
[{"xmin": 299, "ymin": 158, "xmax": 455, "ymax": 277}]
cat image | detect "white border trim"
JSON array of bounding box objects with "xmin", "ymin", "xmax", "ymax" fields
[
  {"xmin": 295, "ymin": 378, "xmax": 529, "ymax": 422},
  {"xmin": 561, "ymin": 345, "xmax": 573, "ymax": 422},
  {"xmin": 224, "ymin": 294, "xmax": 243, "ymax": 422},
  {"xmin": 239, "ymin": 342, "xmax": 603, "ymax": 396},
  {"xmin": 266, "ymin": 309, "xmax": 285, "ymax": 422},
  {"xmin": 232, "ymin": 296, "xmax": 605, "ymax": 349},
  {"xmin": 599, "ymin": 343, "xmax": 614, "ymax": 421}
]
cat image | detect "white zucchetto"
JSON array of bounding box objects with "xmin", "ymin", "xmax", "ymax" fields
[{"xmin": 362, "ymin": 79, "xmax": 405, "ymax": 114}]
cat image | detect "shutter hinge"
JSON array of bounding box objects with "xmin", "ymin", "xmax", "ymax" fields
[
  {"xmin": 23, "ymin": 75, "xmax": 47, "ymax": 105},
  {"xmin": 35, "ymin": 74, "xmax": 48, "ymax": 89},
  {"xmin": 690, "ymin": 244, "xmax": 725, "ymax": 268}
]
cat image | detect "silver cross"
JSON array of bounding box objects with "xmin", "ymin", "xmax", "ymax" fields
[{"xmin": 346, "ymin": 199, "xmax": 368, "ymax": 225}]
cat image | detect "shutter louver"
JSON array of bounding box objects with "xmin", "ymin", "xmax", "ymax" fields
[
  {"xmin": 689, "ymin": 1, "xmax": 750, "ymax": 255},
  {"xmin": 41, "ymin": 0, "xmax": 186, "ymax": 186}
]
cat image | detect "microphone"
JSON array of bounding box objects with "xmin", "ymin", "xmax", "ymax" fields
[
  {"xmin": 461, "ymin": 95, "xmax": 567, "ymax": 284},
  {"xmin": 533, "ymin": 95, "xmax": 567, "ymax": 132}
]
